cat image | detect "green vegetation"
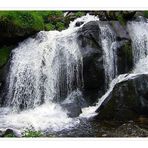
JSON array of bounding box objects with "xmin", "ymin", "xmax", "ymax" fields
[
  {"xmin": 0, "ymin": 46, "xmax": 11, "ymax": 68},
  {"xmin": 75, "ymin": 11, "xmax": 85, "ymax": 17},
  {"xmin": 3, "ymin": 133, "xmax": 15, "ymax": 137},
  {"xmin": 143, "ymin": 11, "xmax": 148, "ymax": 18},
  {"xmin": 116, "ymin": 13, "xmax": 126, "ymax": 26},
  {"xmin": 45, "ymin": 23, "xmax": 55, "ymax": 30},
  {"xmin": 23, "ymin": 130, "xmax": 43, "ymax": 137},
  {"xmin": 56, "ymin": 22, "xmax": 65, "ymax": 30},
  {"xmin": 0, "ymin": 11, "xmax": 44, "ymax": 30},
  {"xmin": 0, "ymin": 11, "xmax": 65, "ymax": 31}
]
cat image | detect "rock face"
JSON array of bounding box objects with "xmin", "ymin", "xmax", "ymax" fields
[
  {"xmin": 0, "ymin": 128, "xmax": 21, "ymax": 137},
  {"xmin": 0, "ymin": 64, "xmax": 9, "ymax": 104},
  {"xmin": 0, "ymin": 21, "xmax": 38, "ymax": 46},
  {"xmin": 97, "ymin": 74, "xmax": 148, "ymax": 121},
  {"xmin": 77, "ymin": 21, "xmax": 104, "ymax": 91},
  {"xmin": 77, "ymin": 21, "xmax": 133, "ymax": 104}
]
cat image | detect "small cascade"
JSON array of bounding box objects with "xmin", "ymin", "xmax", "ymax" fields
[
  {"xmin": 4, "ymin": 30, "xmax": 83, "ymax": 112},
  {"xmin": 99, "ymin": 24, "xmax": 118, "ymax": 87},
  {"xmin": 127, "ymin": 20, "xmax": 148, "ymax": 65},
  {"xmin": 1, "ymin": 14, "xmax": 148, "ymax": 135},
  {"xmin": 81, "ymin": 19, "xmax": 148, "ymax": 118},
  {"xmin": 0, "ymin": 14, "xmax": 100, "ymax": 133}
]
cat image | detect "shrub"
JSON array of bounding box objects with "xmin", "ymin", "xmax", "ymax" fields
[
  {"xmin": 143, "ymin": 11, "xmax": 148, "ymax": 18},
  {"xmin": 0, "ymin": 11, "xmax": 45, "ymax": 30},
  {"xmin": 75, "ymin": 11, "xmax": 85, "ymax": 17},
  {"xmin": 56, "ymin": 22, "xmax": 65, "ymax": 30},
  {"xmin": 45, "ymin": 23, "xmax": 55, "ymax": 31}
]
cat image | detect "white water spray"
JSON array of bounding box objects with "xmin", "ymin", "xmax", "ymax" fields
[
  {"xmin": 100, "ymin": 24, "xmax": 118, "ymax": 86},
  {"xmin": 0, "ymin": 15, "xmax": 100, "ymax": 133}
]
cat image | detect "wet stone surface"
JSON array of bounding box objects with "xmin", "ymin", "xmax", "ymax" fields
[{"xmin": 45, "ymin": 116, "xmax": 148, "ymax": 137}]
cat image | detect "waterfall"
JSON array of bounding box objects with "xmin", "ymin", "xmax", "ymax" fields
[
  {"xmin": 81, "ymin": 19, "xmax": 148, "ymax": 118},
  {"xmin": 1, "ymin": 14, "xmax": 148, "ymax": 135},
  {"xmin": 127, "ymin": 20, "xmax": 148, "ymax": 65},
  {"xmin": 0, "ymin": 14, "xmax": 100, "ymax": 133},
  {"xmin": 4, "ymin": 31, "xmax": 83, "ymax": 112},
  {"xmin": 127, "ymin": 20, "xmax": 148, "ymax": 74},
  {"xmin": 99, "ymin": 23, "xmax": 118, "ymax": 86}
]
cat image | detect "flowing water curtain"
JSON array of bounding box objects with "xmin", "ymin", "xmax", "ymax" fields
[
  {"xmin": 127, "ymin": 21, "xmax": 148, "ymax": 65},
  {"xmin": 99, "ymin": 24, "xmax": 118, "ymax": 87}
]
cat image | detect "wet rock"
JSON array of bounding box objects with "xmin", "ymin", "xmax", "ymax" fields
[
  {"xmin": 75, "ymin": 21, "xmax": 84, "ymax": 27},
  {"xmin": 117, "ymin": 41, "xmax": 133, "ymax": 74},
  {"xmin": 0, "ymin": 64, "xmax": 9, "ymax": 105},
  {"xmin": 77, "ymin": 21, "xmax": 133, "ymax": 104},
  {"xmin": 97, "ymin": 74, "xmax": 148, "ymax": 121},
  {"xmin": 61, "ymin": 90, "xmax": 86, "ymax": 117},
  {"xmin": 1, "ymin": 129, "xmax": 22, "ymax": 137},
  {"xmin": 112, "ymin": 122, "xmax": 148, "ymax": 137},
  {"xmin": 77, "ymin": 21, "xmax": 105, "ymax": 103}
]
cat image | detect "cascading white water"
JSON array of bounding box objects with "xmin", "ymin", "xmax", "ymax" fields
[
  {"xmin": 99, "ymin": 24, "xmax": 118, "ymax": 86},
  {"xmin": 1, "ymin": 14, "xmax": 148, "ymax": 135},
  {"xmin": 5, "ymin": 30, "xmax": 83, "ymax": 112},
  {"xmin": 0, "ymin": 14, "xmax": 100, "ymax": 133},
  {"xmin": 81, "ymin": 19, "xmax": 148, "ymax": 118},
  {"xmin": 127, "ymin": 20, "xmax": 148, "ymax": 74}
]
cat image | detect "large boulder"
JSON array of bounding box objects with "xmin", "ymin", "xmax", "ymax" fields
[
  {"xmin": 0, "ymin": 128, "xmax": 21, "ymax": 137},
  {"xmin": 77, "ymin": 21, "xmax": 133, "ymax": 104},
  {"xmin": 97, "ymin": 74, "xmax": 148, "ymax": 121},
  {"xmin": 77, "ymin": 21, "xmax": 106, "ymax": 104}
]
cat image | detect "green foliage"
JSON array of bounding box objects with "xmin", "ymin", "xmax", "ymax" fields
[
  {"xmin": 0, "ymin": 46, "xmax": 11, "ymax": 68},
  {"xmin": 3, "ymin": 133, "xmax": 15, "ymax": 137},
  {"xmin": 47, "ymin": 11, "xmax": 63, "ymax": 17},
  {"xmin": 143, "ymin": 11, "xmax": 148, "ymax": 18},
  {"xmin": 117, "ymin": 14, "xmax": 126, "ymax": 26},
  {"xmin": 75, "ymin": 11, "xmax": 85, "ymax": 17},
  {"xmin": 0, "ymin": 11, "xmax": 44, "ymax": 30},
  {"xmin": 56, "ymin": 22, "xmax": 65, "ymax": 30},
  {"xmin": 0, "ymin": 11, "xmax": 86, "ymax": 33},
  {"xmin": 45, "ymin": 23, "xmax": 55, "ymax": 30},
  {"xmin": 0, "ymin": 11, "xmax": 64, "ymax": 32},
  {"xmin": 23, "ymin": 130, "xmax": 43, "ymax": 137}
]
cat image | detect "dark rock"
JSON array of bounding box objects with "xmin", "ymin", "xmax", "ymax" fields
[
  {"xmin": 77, "ymin": 21, "xmax": 133, "ymax": 104},
  {"xmin": 75, "ymin": 21, "xmax": 84, "ymax": 27},
  {"xmin": 77, "ymin": 21, "xmax": 104, "ymax": 90},
  {"xmin": 0, "ymin": 63, "xmax": 9, "ymax": 105},
  {"xmin": 112, "ymin": 122, "xmax": 148, "ymax": 137},
  {"xmin": 117, "ymin": 41, "xmax": 133, "ymax": 74},
  {"xmin": 61, "ymin": 90, "xmax": 86, "ymax": 118},
  {"xmin": 97, "ymin": 74, "xmax": 148, "ymax": 121},
  {"xmin": 2, "ymin": 129, "xmax": 21, "ymax": 137},
  {"xmin": 77, "ymin": 21, "xmax": 106, "ymax": 103},
  {"xmin": 0, "ymin": 20, "xmax": 39, "ymax": 46},
  {"xmin": 106, "ymin": 11, "xmax": 136, "ymax": 21}
]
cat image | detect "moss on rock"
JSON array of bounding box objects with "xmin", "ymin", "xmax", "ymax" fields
[{"xmin": 0, "ymin": 46, "xmax": 11, "ymax": 68}]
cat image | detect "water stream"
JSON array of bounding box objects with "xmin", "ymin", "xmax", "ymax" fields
[{"xmin": 0, "ymin": 15, "xmax": 148, "ymax": 136}]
